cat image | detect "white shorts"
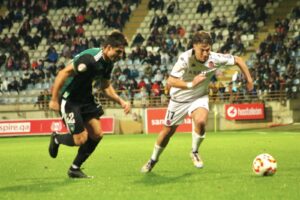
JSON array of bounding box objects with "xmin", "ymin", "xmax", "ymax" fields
[{"xmin": 164, "ymin": 95, "xmax": 209, "ymax": 126}]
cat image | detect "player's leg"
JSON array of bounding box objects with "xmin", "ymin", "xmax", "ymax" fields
[
  {"xmin": 151, "ymin": 125, "xmax": 177, "ymax": 160},
  {"xmin": 68, "ymin": 102, "xmax": 104, "ymax": 178},
  {"xmin": 141, "ymin": 125, "xmax": 177, "ymax": 173},
  {"xmin": 189, "ymin": 97, "xmax": 209, "ymax": 168},
  {"xmin": 49, "ymin": 130, "xmax": 88, "ymax": 157},
  {"xmin": 69, "ymin": 118, "xmax": 103, "ymax": 177},
  {"xmin": 141, "ymin": 100, "xmax": 188, "ymax": 173},
  {"xmin": 49, "ymin": 99, "xmax": 88, "ymax": 158}
]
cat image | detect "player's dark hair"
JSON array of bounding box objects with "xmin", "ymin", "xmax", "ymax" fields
[
  {"xmin": 191, "ymin": 31, "xmax": 213, "ymax": 45},
  {"xmin": 103, "ymin": 30, "xmax": 128, "ymax": 47}
]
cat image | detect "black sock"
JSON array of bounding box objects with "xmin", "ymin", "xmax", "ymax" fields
[
  {"xmin": 56, "ymin": 133, "xmax": 75, "ymax": 146},
  {"xmin": 72, "ymin": 136, "xmax": 102, "ymax": 168}
]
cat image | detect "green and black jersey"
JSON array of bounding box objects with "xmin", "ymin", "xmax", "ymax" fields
[{"xmin": 60, "ymin": 48, "xmax": 113, "ymax": 103}]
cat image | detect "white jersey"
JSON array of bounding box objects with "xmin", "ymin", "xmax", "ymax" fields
[{"xmin": 169, "ymin": 49, "xmax": 235, "ymax": 102}]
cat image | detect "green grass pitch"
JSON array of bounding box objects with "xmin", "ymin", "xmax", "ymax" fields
[{"xmin": 0, "ymin": 128, "xmax": 299, "ymax": 200}]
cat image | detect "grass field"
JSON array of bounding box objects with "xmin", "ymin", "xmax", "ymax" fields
[{"xmin": 0, "ymin": 127, "xmax": 299, "ymax": 200}]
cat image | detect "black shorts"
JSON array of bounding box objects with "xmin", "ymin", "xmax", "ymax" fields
[{"xmin": 60, "ymin": 99, "xmax": 104, "ymax": 134}]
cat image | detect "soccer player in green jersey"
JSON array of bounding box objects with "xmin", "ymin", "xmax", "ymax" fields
[{"xmin": 48, "ymin": 31, "xmax": 131, "ymax": 178}]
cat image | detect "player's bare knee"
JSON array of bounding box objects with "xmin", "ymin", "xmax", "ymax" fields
[
  {"xmin": 194, "ymin": 118, "xmax": 206, "ymax": 127},
  {"xmin": 195, "ymin": 120, "xmax": 206, "ymax": 135},
  {"xmin": 73, "ymin": 131, "xmax": 88, "ymax": 146}
]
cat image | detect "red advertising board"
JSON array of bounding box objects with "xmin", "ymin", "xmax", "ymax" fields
[
  {"xmin": 146, "ymin": 108, "xmax": 192, "ymax": 134},
  {"xmin": 225, "ymin": 103, "xmax": 265, "ymax": 120},
  {"xmin": 0, "ymin": 117, "xmax": 114, "ymax": 136}
]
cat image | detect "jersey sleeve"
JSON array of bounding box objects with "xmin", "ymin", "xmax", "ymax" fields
[
  {"xmin": 170, "ymin": 54, "xmax": 188, "ymax": 78},
  {"xmin": 213, "ymin": 53, "xmax": 235, "ymax": 66},
  {"xmin": 73, "ymin": 54, "xmax": 96, "ymax": 74}
]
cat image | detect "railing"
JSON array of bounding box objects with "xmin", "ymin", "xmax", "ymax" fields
[
  {"xmin": 0, "ymin": 89, "xmax": 290, "ymax": 109},
  {"xmin": 94, "ymin": 89, "xmax": 288, "ymax": 108}
]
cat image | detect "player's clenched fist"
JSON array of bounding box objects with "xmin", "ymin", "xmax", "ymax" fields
[{"xmin": 121, "ymin": 101, "xmax": 131, "ymax": 114}]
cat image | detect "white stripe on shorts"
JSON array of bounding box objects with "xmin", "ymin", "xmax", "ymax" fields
[{"xmin": 61, "ymin": 99, "xmax": 67, "ymax": 116}]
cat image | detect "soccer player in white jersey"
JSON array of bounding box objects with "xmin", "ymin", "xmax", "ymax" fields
[{"xmin": 141, "ymin": 31, "xmax": 253, "ymax": 172}]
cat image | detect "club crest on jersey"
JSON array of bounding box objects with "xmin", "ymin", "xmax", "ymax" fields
[
  {"xmin": 166, "ymin": 120, "xmax": 171, "ymax": 126},
  {"xmin": 208, "ymin": 61, "xmax": 215, "ymax": 68},
  {"xmin": 78, "ymin": 63, "xmax": 87, "ymax": 72}
]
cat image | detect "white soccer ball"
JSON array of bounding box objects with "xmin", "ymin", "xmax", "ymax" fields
[{"xmin": 252, "ymin": 153, "xmax": 277, "ymax": 176}]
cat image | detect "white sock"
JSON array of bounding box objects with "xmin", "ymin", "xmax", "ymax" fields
[
  {"xmin": 192, "ymin": 131, "xmax": 205, "ymax": 153},
  {"xmin": 151, "ymin": 144, "xmax": 164, "ymax": 161},
  {"xmin": 71, "ymin": 164, "xmax": 79, "ymax": 169}
]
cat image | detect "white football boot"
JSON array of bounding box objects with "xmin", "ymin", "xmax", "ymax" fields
[
  {"xmin": 190, "ymin": 151, "xmax": 204, "ymax": 168},
  {"xmin": 141, "ymin": 159, "xmax": 157, "ymax": 173}
]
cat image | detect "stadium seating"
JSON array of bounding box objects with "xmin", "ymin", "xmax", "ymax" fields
[{"xmin": 0, "ymin": 0, "xmax": 299, "ymax": 106}]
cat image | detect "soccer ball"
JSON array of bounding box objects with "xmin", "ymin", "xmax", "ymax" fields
[{"xmin": 252, "ymin": 153, "xmax": 277, "ymax": 176}]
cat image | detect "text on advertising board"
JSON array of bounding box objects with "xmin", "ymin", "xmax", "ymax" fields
[{"xmin": 225, "ymin": 103, "xmax": 265, "ymax": 120}]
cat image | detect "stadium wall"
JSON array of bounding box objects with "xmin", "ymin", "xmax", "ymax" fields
[{"xmin": 0, "ymin": 101, "xmax": 295, "ymax": 135}]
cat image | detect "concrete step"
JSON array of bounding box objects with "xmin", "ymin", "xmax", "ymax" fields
[
  {"xmin": 123, "ymin": 0, "xmax": 150, "ymax": 41},
  {"xmin": 243, "ymin": 0, "xmax": 297, "ymax": 62},
  {"xmin": 129, "ymin": 18, "xmax": 146, "ymax": 22},
  {"xmin": 133, "ymin": 10, "xmax": 149, "ymax": 15}
]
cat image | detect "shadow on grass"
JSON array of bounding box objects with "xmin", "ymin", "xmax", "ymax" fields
[
  {"xmin": 0, "ymin": 177, "xmax": 86, "ymax": 193},
  {"xmin": 135, "ymin": 172, "xmax": 193, "ymax": 186}
]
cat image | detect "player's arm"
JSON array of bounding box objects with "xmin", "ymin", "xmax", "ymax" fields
[
  {"xmin": 234, "ymin": 56, "xmax": 254, "ymax": 91},
  {"xmin": 49, "ymin": 64, "xmax": 75, "ymax": 111},
  {"xmin": 101, "ymin": 79, "xmax": 131, "ymax": 114},
  {"xmin": 169, "ymin": 53, "xmax": 206, "ymax": 89},
  {"xmin": 49, "ymin": 54, "xmax": 94, "ymax": 111},
  {"xmin": 167, "ymin": 74, "xmax": 206, "ymax": 89}
]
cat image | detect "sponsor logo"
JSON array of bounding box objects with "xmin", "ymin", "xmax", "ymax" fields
[
  {"xmin": 208, "ymin": 61, "xmax": 215, "ymax": 68},
  {"xmin": 151, "ymin": 118, "xmax": 192, "ymax": 126},
  {"xmin": 51, "ymin": 122, "xmax": 63, "ymax": 132},
  {"xmin": 151, "ymin": 119, "xmax": 165, "ymax": 125},
  {"xmin": 225, "ymin": 104, "xmax": 264, "ymax": 120},
  {"xmin": 0, "ymin": 123, "xmax": 30, "ymax": 133},
  {"xmin": 78, "ymin": 63, "xmax": 87, "ymax": 72},
  {"xmin": 146, "ymin": 108, "xmax": 192, "ymax": 134},
  {"xmin": 0, "ymin": 118, "xmax": 114, "ymax": 136},
  {"xmin": 227, "ymin": 106, "xmax": 237, "ymax": 118},
  {"xmin": 237, "ymin": 107, "xmax": 263, "ymax": 116},
  {"xmin": 183, "ymin": 118, "xmax": 192, "ymax": 124}
]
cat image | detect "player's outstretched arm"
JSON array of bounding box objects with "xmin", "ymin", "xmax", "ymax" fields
[
  {"xmin": 102, "ymin": 80, "xmax": 131, "ymax": 114},
  {"xmin": 234, "ymin": 56, "xmax": 254, "ymax": 91},
  {"xmin": 49, "ymin": 65, "xmax": 75, "ymax": 111}
]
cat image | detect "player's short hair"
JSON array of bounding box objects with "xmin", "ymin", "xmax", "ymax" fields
[
  {"xmin": 103, "ymin": 30, "xmax": 128, "ymax": 48},
  {"xmin": 191, "ymin": 31, "xmax": 213, "ymax": 45}
]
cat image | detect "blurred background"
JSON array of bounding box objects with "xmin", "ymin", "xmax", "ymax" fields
[{"xmin": 0, "ymin": 0, "xmax": 299, "ymax": 134}]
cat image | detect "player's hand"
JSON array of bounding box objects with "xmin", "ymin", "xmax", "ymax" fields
[
  {"xmin": 192, "ymin": 74, "xmax": 206, "ymax": 87},
  {"xmin": 49, "ymin": 100, "xmax": 60, "ymax": 111},
  {"xmin": 246, "ymin": 80, "xmax": 254, "ymax": 91},
  {"xmin": 121, "ymin": 101, "xmax": 131, "ymax": 115}
]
